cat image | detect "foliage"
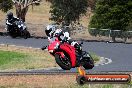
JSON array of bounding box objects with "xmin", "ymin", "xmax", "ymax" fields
[
  {"xmin": 0, "ymin": 0, "xmax": 41, "ymax": 22},
  {"xmin": 89, "ymin": 0, "xmax": 132, "ymax": 31},
  {"xmin": 99, "ymin": 29, "xmax": 110, "ymax": 37},
  {"xmin": 0, "ymin": 0, "xmax": 13, "ymax": 12},
  {"xmin": 0, "ymin": 50, "xmax": 26, "ymax": 66},
  {"xmin": 47, "ymin": 0, "xmax": 88, "ymax": 25},
  {"xmin": 14, "ymin": 0, "xmax": 41, "ymax": 22},
  {"xmin": 0, "ymin": 49, "xmax": 54, "ymax": 70},
  {"xmin": 89, "ymin": 28, "xmax": 99, "ymax": 37},
  {"xmin": 89, "ymin": 28, "xmax": 132, "ymax": 38}
]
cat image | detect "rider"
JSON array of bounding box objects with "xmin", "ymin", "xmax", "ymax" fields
[
  {"xmin": 44, "ymin": 24, "xmax": 82, "ymax": 62},
  {"xmin": 6, "ymin": 11, "xmax": 19, "ymax": 32}
]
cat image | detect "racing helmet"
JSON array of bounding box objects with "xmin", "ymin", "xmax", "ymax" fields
[
  {"xmin": 45, "ymin": 24, "xmax": 56, "ymax": 37},
  {"xmin": 7, "ymin": 11, "xmax": 13, "ymax": 20}
]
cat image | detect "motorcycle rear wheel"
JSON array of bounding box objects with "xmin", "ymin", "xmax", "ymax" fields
[
  {"xmin": 55, "ymin": 53, "xmax": 71, "ymax": 70},
  {"xmin": 82, "ymin": 53, "xmax": 94, "ymax": 69},
  {"xmin": 9, "ymin": 30, "xmax": 18, "ymax": 38}
]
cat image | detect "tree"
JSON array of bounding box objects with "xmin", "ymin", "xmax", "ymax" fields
[
  {"xmin": 89, "ymin": 0, "xmax": 132, "ymax": 42},
  {"xmin": 0, "ymin": 0, "xmax": 41, "ymax": 22},
  {"xmin": 47, "ymin": 0, "xmax": 88, "ymax": 26},
  {"xmin": 0, "ymin": 0, "xmax": 13, "ymax": 12}
]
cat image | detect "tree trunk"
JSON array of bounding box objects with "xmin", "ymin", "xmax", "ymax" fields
[
  {"xmin": 21, "ymin": 8, "xmax": 28, "ymax": 22},
  {"xmin": 15, "ymin": 4, "xmax": 28, "ymax": 22},
  {"xmin": 15, "ymin": 4, "xmax": 21, "ymax": 19}
]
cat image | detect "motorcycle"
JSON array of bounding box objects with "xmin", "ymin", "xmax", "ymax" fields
[
  {"xmin": 6, "ymin": 20, "xmax": 30, "ymax": 39},
  {"xmin": 44, "ymin": 38, "xmax": 94, "ymax": 70}
]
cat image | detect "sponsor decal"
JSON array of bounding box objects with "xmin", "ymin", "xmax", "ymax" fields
[{"xmin": 76, "ymin": 67, "xmax": 131, "ymax": 85}]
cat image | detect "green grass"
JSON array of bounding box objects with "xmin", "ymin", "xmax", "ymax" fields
[
  {"xmin": 90, "ymin": 52, "xmax": 100, "ymax": 63},
  {"xmin": 0, "ymin": 50, "xmax": 27, "ymax": 66},
  {"xmin": 0, "ymin": 49, "xmax": 100, "ymax": 71},
  {"xmin": 0, "ymin": 50, "xmax": 55, "ymax": 71},
  {"xmin": 0, "ymin": 50, "xmax": 29, "ymax": 70}
]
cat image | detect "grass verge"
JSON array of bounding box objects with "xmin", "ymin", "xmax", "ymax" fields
[
  {"xmin": 0, "ymin": 45, "xmax": 100, "ymax": 71},
  {"xmin": 90, "ymin": 52, "xmax": 100, "ymax": 63},
  {"xmin": 0, "ymin": 45, "xmax": 56, "ymax": 71}
]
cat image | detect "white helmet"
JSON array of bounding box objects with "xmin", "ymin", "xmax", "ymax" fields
[{"xmin": 45, "ymin": 24, "xmax": 56, "ymax": 37}]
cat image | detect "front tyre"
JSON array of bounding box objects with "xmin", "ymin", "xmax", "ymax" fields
[
  {"xmin": 55, "ymin": 54, "xmax": 71, "ymax": 70},
  {"xmin": 23, "ymin": 30, "xmax": 30, "ymax": 39}
]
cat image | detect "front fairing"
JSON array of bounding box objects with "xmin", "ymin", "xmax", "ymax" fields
[
  {"xmin": 48, "ymin": 39, "xmax": 60, "ymax": 53},
  {"xmin": 17, "ymin": 21, "xmax": 27, "ymax": 30},
  {"xmin": 59, "ymin": 43, "xmax": 76, "ymax": 67}
]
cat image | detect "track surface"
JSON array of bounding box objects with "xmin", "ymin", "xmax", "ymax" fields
[{"xmin": 0, "ymin": 36, "xmax": 132, "ymax": 72}]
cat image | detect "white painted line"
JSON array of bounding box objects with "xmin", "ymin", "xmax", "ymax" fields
[
  {"xmin": 95, "ymin": 57, "xmax": 112, "ymax": 67},
  {"xmin": 105, "ymin": 58, "xmax": 112, "ymax": 65}
]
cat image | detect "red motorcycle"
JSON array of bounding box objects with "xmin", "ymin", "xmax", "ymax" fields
[{"xmin": 46, "ymin": 38, "xmax": 94, "ymax": 70}]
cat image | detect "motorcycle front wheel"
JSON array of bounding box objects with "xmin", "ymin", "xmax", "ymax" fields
[
  {"xmin": 23, "ymin": 30, "xmax": 30, "ymax": 39},
  {"xmin": 9, "ymin": 30, "xmax": 18, "ymax": 38},
  {"xmin": 55, "ymin": 53, "xmax": 71, "ymax": 70}
]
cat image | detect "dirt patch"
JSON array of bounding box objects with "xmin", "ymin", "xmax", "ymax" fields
[
  {"xmin": 0, "ymin": 75, "xmax": 76, "ymax": 88},
  {"xmin": 0, "ymin": 74, "xmax": 131, "ymax": 88}
]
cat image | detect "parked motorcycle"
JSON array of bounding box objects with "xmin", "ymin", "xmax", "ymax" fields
[
  {"xmin": 43, "ymin": 38, "xmax": 94, "ymax": 70},
  {"xmin": 6, "ymin": 20, "xmax": 30, "ymax": 39}
]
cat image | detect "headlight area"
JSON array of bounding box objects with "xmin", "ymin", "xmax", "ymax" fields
[{"xmin": 48, "ymin": 50, "xmax": 54, "ymax": 53}]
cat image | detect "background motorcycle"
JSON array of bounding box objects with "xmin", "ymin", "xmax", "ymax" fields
[
  {"xmin": 45, "ymin": 38, "xmax": 94, "ymax": 70},
  {"xmin": 6, "ymin": 20, "xmax": 30, "ymax": 39}
]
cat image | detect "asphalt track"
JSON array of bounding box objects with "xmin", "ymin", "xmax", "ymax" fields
[{"xmin": 0, "ymin": 36, "xmax": 132, "ymax": 73}]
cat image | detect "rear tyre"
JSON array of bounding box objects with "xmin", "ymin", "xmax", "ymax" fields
[
  {"xmin": 55, "ymin": 54, "xmax": 71, "ymax": 70},
  {"xmin": 26, "ymin": 31, "xmax": 31, "ymax": 38},
  {"xmin": 10, "ymin": 34, "xmax": 17, "ymax": 38},
  {"xmin": 82, "ymin": 53, "xmax": 94, "ymax": 69}
]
